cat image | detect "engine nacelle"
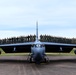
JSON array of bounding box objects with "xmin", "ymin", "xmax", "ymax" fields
[{"xmin": 74, "ymin": 50, "xmax": 76, "ymax": 54}]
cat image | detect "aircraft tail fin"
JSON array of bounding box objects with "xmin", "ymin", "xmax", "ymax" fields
[{"xmin": 36, "ymin": 21, "xmax": 38, "ymax": 41}]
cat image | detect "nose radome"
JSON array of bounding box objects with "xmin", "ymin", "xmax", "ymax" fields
[
  {"xmin": 35, "ymin": 50, "xmax": 42, "ymax": 62},
  {"xmin": 36, "ymin": 48, "xmax": 41, "ymax": 53}
]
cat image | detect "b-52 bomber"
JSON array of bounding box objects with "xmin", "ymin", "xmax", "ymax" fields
[{"xmin": 0, "ymin": 22, "xmax": 76, "ymax": 64}]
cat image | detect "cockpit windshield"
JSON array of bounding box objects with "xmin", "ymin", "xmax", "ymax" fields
[
  {"xmin": 32, "ymin": 44, "xmax": 44, "ymax": 48},
  {"xmin": 35, "ymin": 44, "xmax": 41, "ymax": 47}
]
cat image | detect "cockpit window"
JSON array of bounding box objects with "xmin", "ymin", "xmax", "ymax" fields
[
  {"xmin": 36, "ymin": 44, "xmax": 38, "ymax": 47},
  {"xmin": 32, "ymin": 44, "xmax": 45, "ymax": 47},
  {"xmin": 35, "ymin": 44, "xmax": 41, "ymax": 47}
]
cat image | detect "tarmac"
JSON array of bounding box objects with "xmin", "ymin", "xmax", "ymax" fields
[{"xmin": 0, "ymin": 56, "xmax": 76, "ymax": 75}]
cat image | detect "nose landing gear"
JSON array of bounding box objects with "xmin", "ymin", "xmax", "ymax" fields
[{"xmin": 27, "ymin": 53, "xmax": 50, "ymax": 64}]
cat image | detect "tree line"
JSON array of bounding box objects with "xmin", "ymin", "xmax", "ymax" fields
[
  {"xmin": 40, "ymin": 35, "xmax": 76, "ymax": 44},
  {"xmin": 0, "ymin": 35, "xmax": 76, "ymax": 44}
]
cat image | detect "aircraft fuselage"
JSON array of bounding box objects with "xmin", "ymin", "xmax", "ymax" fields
[{"xmin": 31, "ymin": 41, "xmax": 45, "ymax": 63}]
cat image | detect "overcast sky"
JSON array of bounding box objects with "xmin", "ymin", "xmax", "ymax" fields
[{"xmin": 0, "ymin": 0, "xmax": 76, "ymax": 39}]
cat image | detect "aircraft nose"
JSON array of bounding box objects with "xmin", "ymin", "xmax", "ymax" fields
[
  {"xmin": 36, "ymin": 49, "xmax": 42, "ymax": 56},
  {"xmin": 34, "ymin": 49, "xmax": 42, "ymax": 62},
  {"xmin": 35, "ymin": 48, "xmax": 44, "ymax": 57}
]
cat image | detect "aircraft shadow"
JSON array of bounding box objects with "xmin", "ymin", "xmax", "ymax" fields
[
  {"xmin": 49, "ymin": 59, "xmax": 76, "ymax": 64},
  {"xmin": 0, "ymin": 59, "xmax": 28, "ymax": 64},
  {"xmin": 0, "ymin": 58, "xmax": 76, "ymax": 64}
]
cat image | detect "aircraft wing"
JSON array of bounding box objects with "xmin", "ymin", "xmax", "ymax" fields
[
  {"xmin": 42, "ymin": 42, "xmax": 76, "ymax": 53},
  {"xmin": 0, "ymin": 42, "xmax": 34, "ymax": 53}
]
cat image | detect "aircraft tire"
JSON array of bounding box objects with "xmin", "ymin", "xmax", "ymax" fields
[
  {"xmin": 29, "ymin": 58, "xmax": 32, "ymax": 63},
  {"xmin": 44, "ymin": 58, "xmax": 47, "ymax": 63}
]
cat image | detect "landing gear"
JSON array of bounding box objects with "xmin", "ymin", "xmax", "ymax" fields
[
  {"xmin": 29, "ymin": 57, "xmax": 33, "ymax": 63},
  {"xmin": 44, "ymin": 58, "xmax": 47, "ymax": 63},
  {"xmin": 27, "ymin": 53, "xmax": 50, "ymax": 64},
  {"xmin": 27, "ymin": 53, "xmax": 33, "ymax": 63},
  {"xmin": 44, "ymin": 54, "xmax": 50, "ymax": 63}
]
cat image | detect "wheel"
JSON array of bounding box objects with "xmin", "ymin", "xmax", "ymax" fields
[
  {"xmin": 44, "ymin": 58, "xmax": 47, "ymax": 63},
  {"xmin": 29, "ymin": 58, "xmax": 32, "ymax": 63}
]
